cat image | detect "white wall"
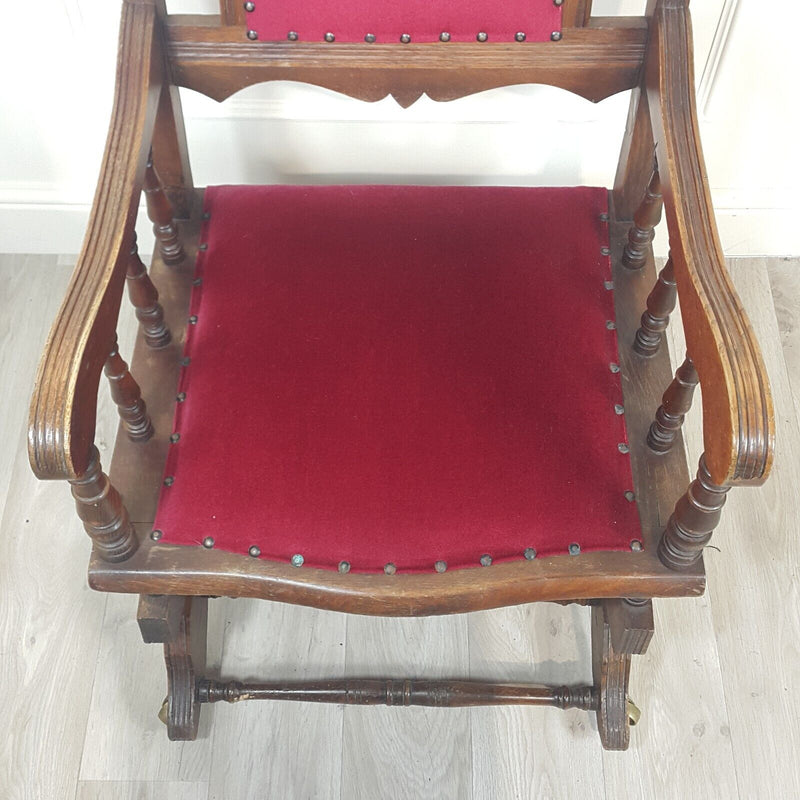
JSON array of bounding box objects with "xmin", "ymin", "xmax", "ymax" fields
[{"xmin": 0, "ymin": 0, "xmax": 797, "ymax": 256}]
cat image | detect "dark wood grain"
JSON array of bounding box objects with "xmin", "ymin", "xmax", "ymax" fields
[
  {"xmin": 622, "ymin": 164, "xmax": 662, "ymax": 270},
  {"xmin": 646, "ymin": 0, "xmax": 774, "ymax": 486},
  {"xmin": 137, "ymin": 593, "xmax": 184, "ymax": 643},
  {"xmin": 143, "ymin": 158, "xmax": 185, "ymax": 265},
  {"xmin": 93, "ymin": 200, "xmax": 704, "ymax": 615},
  {"xmin": 104, "ymin": 335, "xmax": 154, "ymax": 442},
  {"xmin": 659, "ymin": 455, "xmax": 730, "ymax": 571},
  {"xmin": 165, "ymin": 18, "xmax": 648, "ymax": 106},
  {"xmin": 27, "ymin": 0, "xmax": 161, "ymax": 481},
  {"xmin": 648, "ymin": 355, "xmax": 699, "ymax": 453},
  {"xmin": 126, "ymin": 233, "xmax": 172, "ymax": 349},
  {"xmin": 633, "ymin": 256, "xmax": 677, "ymax": 356},
  {"xmin": 71, "ymin": 445, "xmax": 138, "ymax": 563}
]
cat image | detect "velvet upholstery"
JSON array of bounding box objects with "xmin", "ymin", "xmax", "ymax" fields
[
  {"xmin": 153, "ymin": 185, "xmax": 641, "ymax": 573},
  {"xmin": 245, "ymin": 0, "xmax": 562, "ymax": 44}
]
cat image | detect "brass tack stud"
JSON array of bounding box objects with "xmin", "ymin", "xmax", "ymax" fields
[
  {"xmin": 624, "ymin": 490, "xmax": 636, "ymax": 502},
  {"xmin": 440, "ymin": 32, "xmax": 451, "ymax": 42},
  {"xmin": 554, "ymin": 0, "xmax": 564, "ymax": 6},
  {"xmin": 631, "ymin": 539, "xmax": 643, "ymax": 552},
  {"xmin": 599, "ymin": 212, "xmax": 609, "ymax": 222},
  {"xmin": 181, "ymin": 357, "xmax": 191, "ymax": 367},
  {"xmin": 435, "ymin": 560, "xmax": 448, "ymax": 573},
  {"xmin": 170, "ymin": 433, "xmax": 180, "ymax": 443},
  {"xmin": 291, "ymin": 553, "xmax": 305, "ymax": 567},
  {"xmin": 150, "ymin": 529, "xmax": 163, "ymax": 541},
  {"xmin": 477, "ymin": 32, "xmax": 488, "ymax": 42},
  {"xmin": 601, "ymin": 246, "xmax": 611, "ymax": 256},
  {"xmin": 606, "ymin": 320, "xmax": 616, "ymax": 330},
  {"xmin": 569, "ymin": 542, "xmax": 581, "ymax": 556},
  {"xmin": 189, "ymin": 315, "xmax": 198, "ymax": 325},
  {"xmin": 324, "ymin": 32, "xmax": 335, "ymax": 42},
  {"xmin": 618, "ymin": 442, "xmax": 630, "ymax": 454},
  {"xmin": 400, "ymin": 33, "xmax": 411, "ymax": 43},
  {"xmin": 199, "ymin": 243, "xmax": 208, "ymax": 251},
  {"xmin": 615, "ymin": 404, "xmax": 625, "ymax": 415},
  {"xmin": 384, "ymin": 562, "xmax": 397, "ymax": 575},
  {"xmin": 244, "ymin": 1, "xmax": 255, "ymax": 11},
  {"xmin": 365, "ymin": 33, "xmax": 376, "ymax": 43},
  {"xmin": 202, "ymin": 211, "xmax": 211, "ymax": 220},
  {"xmin": 610, "ymin": 362, "xmax": 621, "ymax": 373},
  {"xmin": 176, "ymin": 391, "xmax": 187, "ymax": 402},
  {"xmin": 515, "ymin": 32, "xmax": 526, "ymax": 42},
  {"xmin": 551, "ymin": 31, "xmax": 563, "ymax": 41},
  {"xmin": 480, "ymin": 554, "xmax": 493, "ymax": 567},
  {"xmin": 163, "ymin": 476, "xmax": 174, "ymax": 487},
  {"xmin": 192, "ymin": 277, "xmax": 202, "ymax": 286},
  {"xmin": 246, "ymin": 29, "xmax": 258, "ymax": 40},
  {"xmin": 203, "ymin": 536, "xmax": 215, "ymax": 549},
  {"xmin": 287, "ymin": 31, "xmax": 299, "ymax": 41},
  {"xmin": 524, "ymin": 547, "xmax": 537, "ymax": 560},
  {"xmin": 338, "ymin": 560, "xmax": 351, "ymax": 574},
  {"xmin": 249, "ymin": 545, "xmax": 261, "ymax": 558},
  {"xmin": 604, "ymin": 280, "xmax": 614, "ymax": 291}
]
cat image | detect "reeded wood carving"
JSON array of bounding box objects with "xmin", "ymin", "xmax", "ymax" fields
[
  {"xmin": 622, "ymin": 162, "xmax": 662, "ymax": 269},
  {"xmin": 648, "ymin": 355, "xmax": 698, "ymax": 453},
  {"xmin": 658, "ymin": 454, "xmax": 730, "ymax": 571},
  {"xmin": 126, "ymin": 233, "xmax": 171, "ymax": 348},
  {"xmin": 144, "ymin": 157, "xmax": 185, "ymax": 265},
  {"xmin": 69, "ymin": 445, "xmax": 138, "ymax": 562},
  {"xmin": 162, "ymin": 596, "xmax": 207, "ymax": 741},
  {"xmin": 633, "ymin": 256, "xmax": 676, "ymax": 356},
  {"xmin": 104, "ymin": 335, "xmax": 154, "ymax": 442},
  {"xmin": 592, "ymin": 601, "xmax": 633, "ymax": 751},
  {"xmin": 647, "ymin": 1, "xmax": 774, "ymax": 485},
  {"xmin": 27, "ymin": 1, "xmax": 161, "ymax": 481}
]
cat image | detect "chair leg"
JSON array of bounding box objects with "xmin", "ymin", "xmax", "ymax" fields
[
  {"xmin": 144, "ymin": 157, "xmax": 185, "ymax": 265},
  {"xmin": 138, "ymin": 595, "xmax": 208, "ymax": 741},
  {"xmin": 633, "ymin": 256, "xmax": 677, "ymax": 356},
  {"xmin": 658, "ymin": 455, "xmax": 731, "ymax": 571},
  {"xmin": 622, "ymin": 162, "xmax": 663, "ymax": 270},
  {"xmin": 592, "ymin": 598, "xmax": 653, "ymax": 751},
  {"xmin": 126, "ymin": 233, "xmax": 171, "ymax": 348},
  {"xmin": 647, "ymin": 355, "xmax": 699, "ymax": 453},
  {"xmin": 104, "ymin": 335, "xmax": 154, "ymax": 442},
  {"xmin": 69, "ymin": 446, "xmax": 138, "ymax": 562}
]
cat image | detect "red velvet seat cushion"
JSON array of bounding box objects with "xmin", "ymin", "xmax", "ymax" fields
[
  {"xmin": 153, "ymin": 185, "xmax": 641, "ymax": 573},
  {"xmin": 245, "ymin": 0, "xmax": 561, "ymax": 44}
]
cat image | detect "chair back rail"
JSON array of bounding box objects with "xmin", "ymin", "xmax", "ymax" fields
[
  {"xmin": 218, "ymin": 0, "xmax": 594, "ymax": 29},
  {"xmin": 164, "ymin": 17, "xmax": 648, "ymax": 106}
]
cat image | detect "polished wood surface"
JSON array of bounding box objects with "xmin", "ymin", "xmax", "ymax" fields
[
  {"xmin": 27, "ymin": 1, "xmax": 161, "ymax": 481},
  {"xmin": 126, "ymin": 234, "xmax": 172, "ymax": 349},
  {"xmin": 94, "ymin": 204, "xmax": 704, "ymax": 613},
  {"xmin": 4, "ymin": 254, "xmax": 798, "ymax": 795},
  {"xmin": 165, "ymin": 17, "xmax": 648, "ymax": 107},
  {"xmin": 648, "ymin": 355, "xmax": 699, "ymax": 453},
  {"xmin": 634, "ymin": 256, "xmax": 677, "ymax": 356},
  {"xmin": 646, "ymin": 1, "xmax": 774, "ymax": 486}
]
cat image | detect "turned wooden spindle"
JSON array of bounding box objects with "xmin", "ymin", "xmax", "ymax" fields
[
  {"xmin": 622, "ymin": 163, "xmax": 663, "ymax": 270},
  {"xmin": 126, "ymin": 233, "xmax": 171, "ymax": 348},
  {"xmin": 104, "ymin": 336, "xmax": 154, "ymax": 442},
  {"xmin": 143, "ymin": 157, "xmax": 185, "ymax": 265},
  {"xmin": 647, "ymin": 355, "xmax": 699, "ymax": 453},
  {"xmin": 69, "ymin": 445, "xmax": 138, "ymax": 562},
  {"xmin": 633, "ymin": 256, "xmax": 677, "ymax": 356},
  {"xmin": 658, "ymin": 455, "xmax": 730, "ymax": 571}
]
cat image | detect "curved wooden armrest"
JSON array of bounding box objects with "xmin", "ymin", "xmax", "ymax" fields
[
  {"xmin": 28, "ymin": 1, "xmax": 162, "ymax": 481},
  {"xmin": 646, "ymin": 0, "xmax": 774, "ymax": 487}
]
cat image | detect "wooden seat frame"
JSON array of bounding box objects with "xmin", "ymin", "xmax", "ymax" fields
[{"xmin": 28, "ymin": 0, "xmax": 774, "ymax": 751}]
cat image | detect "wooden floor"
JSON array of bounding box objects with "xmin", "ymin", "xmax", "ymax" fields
[{"xmin": 1, "ymin": 253, "xmax": 799, "ymax": 800}]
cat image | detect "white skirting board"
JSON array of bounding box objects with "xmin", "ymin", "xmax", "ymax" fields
[{"xmin": 0, "ymin": 201, "xmax": 796, "ymax": 259}]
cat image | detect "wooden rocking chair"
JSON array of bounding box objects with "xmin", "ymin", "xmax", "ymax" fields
[{"xmin": 28, "ymin": 0, "xmax": 774, "ymax": 751}]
